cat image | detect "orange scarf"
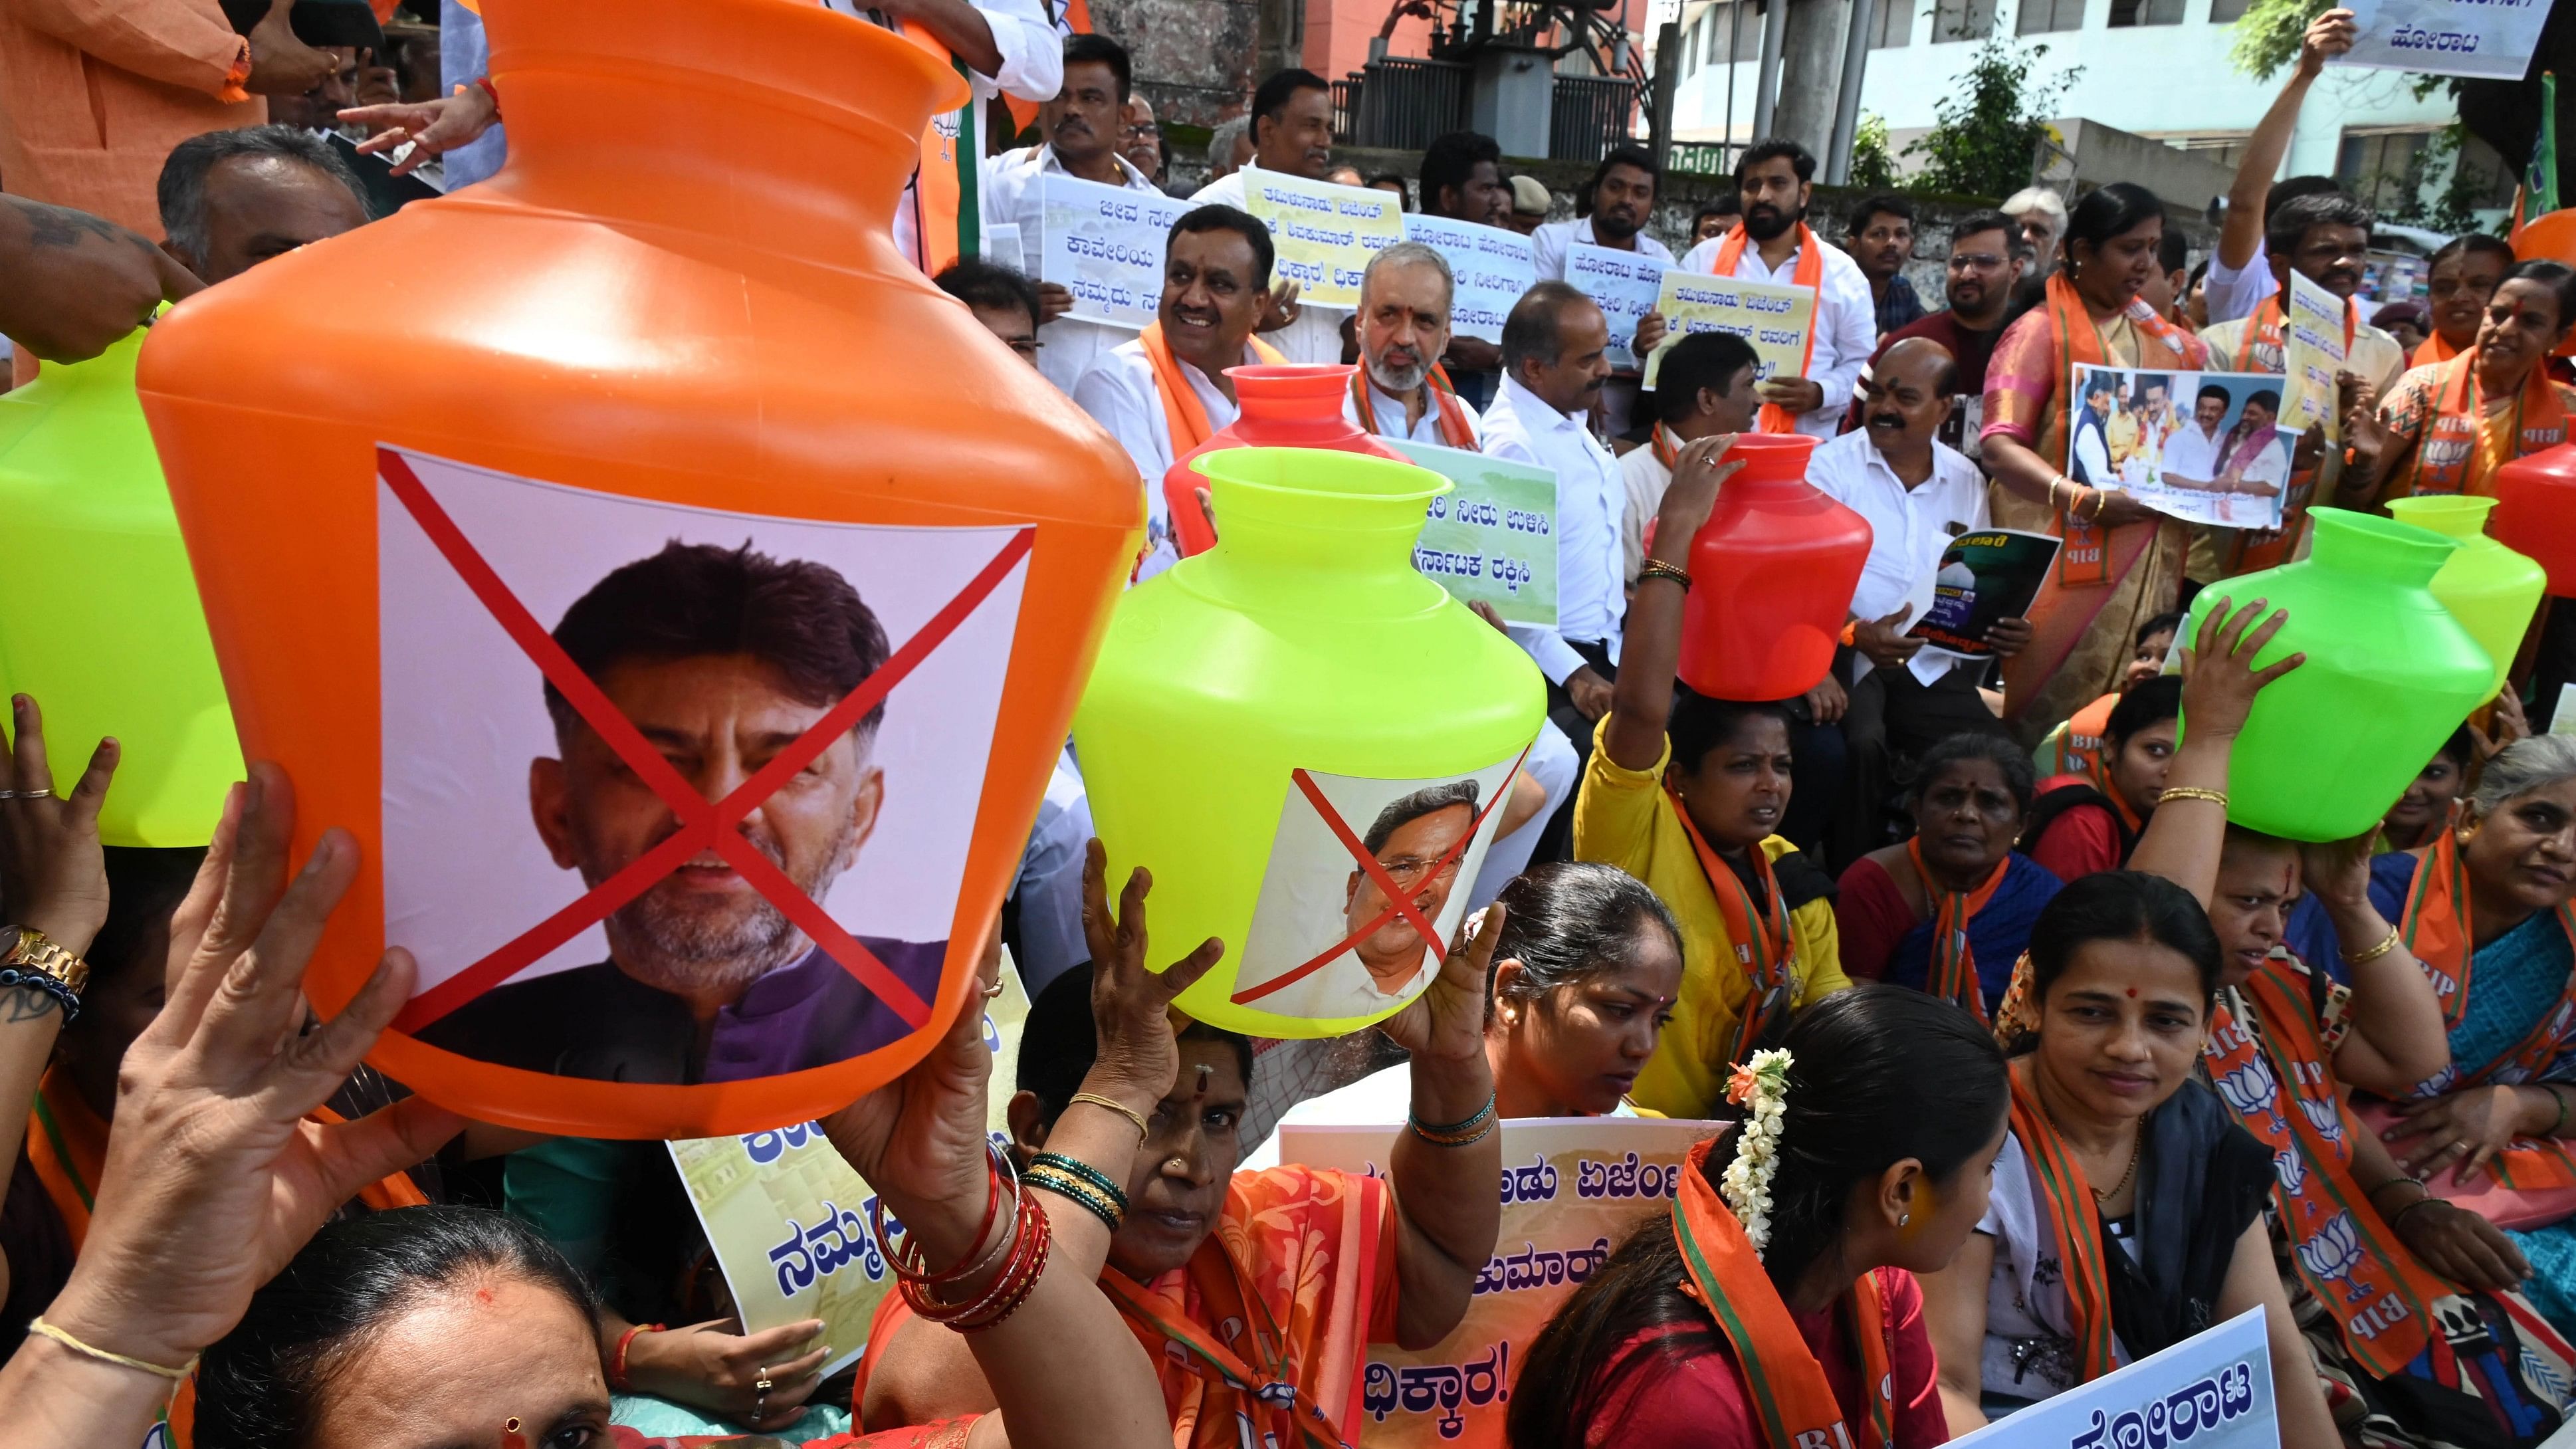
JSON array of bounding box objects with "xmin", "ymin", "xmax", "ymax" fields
[
  {"xmin": 1666, "ymin": 782, "xmax": 1796, "ymax": 1067},
  {"xmin": 892, "ymin": 23, "xmax": 978, "ymax": 275},
  {"xmin": 2006, "ymin": 1063, "xmax": 2119, "ymax": 1383},
  {"xmin": 2242, "ymin": 290, "xmax": 2357, "ymax": 375},
  {"xmin": 2223, "ymin": 292, "xmax": 2357, "ymax": 572},
  {"xmin": 2202, "ymin": 964, "xmax": 2443, "ymax": 1376},
  {"xmin": 1707, "ymin": 223, "xmax": 1823, "ymax": 435},
  {"xmin": 1670, "ymin": 1136, "xmax": 1895, "ymax": 1449},
  {"xmin": 2414, "ymin": 332, "xmax": 2464, "ymax": 371},
  {"xmin": 1907, "ymin": 839, "xmax": 2008, "ymax": 1024},
  {"xmin": 2402, "ymin": 347, "xmax": 2573, "ymax": 498},
  {"xmin": 1348, "ymin": 364, "xmax": 1476, "ymax": 449},
  {"xmin": 1140, "ymin": 323, "xmax": 1288, "ymax": 455},
  {"xmin": 2038, "ymin": 271, "xmax": 2205, "ymax": 589}
]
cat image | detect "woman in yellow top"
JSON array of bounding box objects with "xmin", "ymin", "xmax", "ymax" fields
[{"xmin": 1573, "ymin": 433, "xmax": 1849, "ymax": 1119}]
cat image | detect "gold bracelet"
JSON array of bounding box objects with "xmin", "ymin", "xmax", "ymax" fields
[
  {"xmin": 1068, "ymin": 1091, "xmax": 1150, "ymax": 1142},
  {"xmin": 2047, "ymin": 477, "xmax": 2068, "ymax": 511},
  {"xmin": 2343, "ymin": 925, "xmax": 2403, "ymax": 966},
  {"xmin": 1638, "ymin": 558, "xmax": 1693, "ymax": 591},
  {"xmin": 27, "ymin": 1318, "xmax": 195, "ymax": 1381},
  {"xmin": 2155, "ymin": 786, "xmax": 2228, "ymax": 809},
  {"xmin": 2081, "ymin": 487, "xmax": 2109, "ymax": 523}
]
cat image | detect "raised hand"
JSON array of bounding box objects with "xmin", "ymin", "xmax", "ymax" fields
[
  {"xmin": 2177, "ymin": 594, "xmax": 2304, "ymax": 741},
  {"xmin": 1376, "ymin": 903, "xmax": 1507, "ymax": 1066},
  {"xmin": 0, "ymin": 696, "xmax": 118, "ymax": 954},
  {"xmin": 340, "ymin": 81, "xmax": 502, "ymax": 177},
  {"xmin": 42, "ymin": 766, "xmax": 463, "ymax": 1371},
  {"xmin": 1076, "ymin": 839, "xmax": 1224, "ymax": 1107}
]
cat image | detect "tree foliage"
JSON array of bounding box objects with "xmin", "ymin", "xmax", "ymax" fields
[
  {"xmin": 1899, "ymin": 38, "xmax": 2082, "ymax": 201},
  {"xmin": 1851, "ymin": 112, "xmax": 1902, "ymax": 191}
]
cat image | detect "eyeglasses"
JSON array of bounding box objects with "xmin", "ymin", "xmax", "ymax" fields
[{"xmin": 1374, "ymin": 853, "xmax": 1463, "ymax": 889}]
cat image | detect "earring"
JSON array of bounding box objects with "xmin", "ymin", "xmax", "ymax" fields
[{"xmin": 1899, "ymin": 1212, "xmax": 1911, "ymax": 1227}]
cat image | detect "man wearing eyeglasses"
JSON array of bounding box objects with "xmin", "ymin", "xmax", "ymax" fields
[
  {"xmin": 1343, "ymin": 780, "xmax": 1481, "ymax": 997},
  {"xmin": 1844, "ymin": 209, "xmax": 2025, "ymax": 453}
]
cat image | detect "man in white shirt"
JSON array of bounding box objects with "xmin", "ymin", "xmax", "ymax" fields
[
  {"xmin": 1619, "ymin": 330, "xmax": 1758, "ymax": 588},
  {"xmin": 1808, "ymin": 338, "xmax": 2031, "ymax": 855},
  {"xmin": 819, "ymin": 0, "xmax": 1063, "ymax": 274},
  {"xmin": 2160, "ymin": 384, "xmax": 2232, "ymax": 490},
  {"xmin": 1190, "ymin": 68, "xmax": 1345, "ymax": 366},
  {"xmin": 1343, "ymin": 241, "xmax": 1483, "ymax": 447},
  {"xmin": 982, "ymin": 34, "xmax": 1164, "ymax": 393},
  {"xmin": 2200, "ymin": 9, "xmax": 2357, "ymax": 324},
  {"xmin": 1482, "ymin": 282, "xmax": 1625, "ymax": 777},
  {"xmin": 1656, "ymin": 140, "xmax": 1876, "ymax": 442},
  {"xmin": 1527, "ymin": 147, "xmax": 1674, "ymax": 282},
  {"xmin": 1071, "ymin": 205, "xmax": 1279, "ymax": 579}
]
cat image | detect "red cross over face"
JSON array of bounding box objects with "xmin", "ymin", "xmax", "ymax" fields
[{"xmin": 379, "ymin": 447, "xmax": 1032, "ymax": 1038}]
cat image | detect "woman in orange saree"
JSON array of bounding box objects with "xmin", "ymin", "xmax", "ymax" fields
[{"xmin": 1981, "ymin": 182, "xmax": 2211, "ymax": 746}]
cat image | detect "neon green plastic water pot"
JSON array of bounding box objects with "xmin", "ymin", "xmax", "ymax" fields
[
  {"xmin": 1073, "ymin": 446, "xmax": 1545, "ymax": 1038},
  {"xmin": 0, "ymin": 330, "xmax": 238, "ymax": 845},
  {"xmin": 2181, "ymin": 508, "xmax": 2492, "ymax": 843},
  {"xmin": 2388, "ymin": 495, "xmax": 2546, "ymax": 697}
]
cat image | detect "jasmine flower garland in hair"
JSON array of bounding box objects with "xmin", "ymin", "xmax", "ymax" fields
[{"xmin": 1720, "ymin": 1049, "xmax": 1793, "ymax": 1256}]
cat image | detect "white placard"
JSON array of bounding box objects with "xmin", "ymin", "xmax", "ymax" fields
[
  {"xmin": 1950, "ymin": 1307, "xmax": 2276, "ymax": 1449},
  {"xmin": 1400, "ymin": 213, "xmax": 1537, "ymax": 345},
  {"xmin": 1036, "ymin": 172, "xmax": 1192, "ymax": 330},
  {"xmin": 2333, "ymin": 0, "xmax": 2549, "ymax": 78},
  {"xmin": 1564, "ymin": 243, "xmax": 1667, "ymax": 373}
]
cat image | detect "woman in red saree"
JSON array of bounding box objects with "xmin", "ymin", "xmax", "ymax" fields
[
  {"xmin": 1981, "ymin": 182, "xmax": 2211, "ymax": 745},
  {"xmin": 1504, "ymin": 984, "xmax": 2009, "ymax": 1449}
]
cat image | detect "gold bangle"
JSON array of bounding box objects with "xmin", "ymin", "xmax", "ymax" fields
[
  {"xmin": 2082, "ymin": 487, "xmax": 2109, "ymax": 523},
  {"xmin": 2047, "ymin": 477, "xmax": 2068, "ymax": 511},
  {"xmin": 1068, "ymin": 1091, "xmax": 1150, "ymax": 1142},
  {"xmin": 27, "ymin": 1318, "xmax": 195, "ymax": 1381},
  {"xmin": 2343, "ymin": 925, "xmax": 2403, "ymax": 966},
  {"xmin": 1638, "ymin": 558, "xmax": 1693, "ymax": 591},
  {"xmin": 2155, "ymin": 786, "xmax": 2228, "ymax": 808}
]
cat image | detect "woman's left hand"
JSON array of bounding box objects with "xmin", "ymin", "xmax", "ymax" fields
[
  {"xmin": 2387, "ymin": 1085, "xmax": 2531, "ymax": 1184},
  {"xmin": 0, "ymin": 695, "xmax": 119, "ymax": 953},
  {"xmin": 2392, "ymin": 1196, "xmax": 2529, "ymax": 1291},
  {"xmin": 41, "ymin": 766, "xmax": 465, "ymax": 1371},
  {"xmin": 820, "ymin": 941, "xmax": 1002, "ymax": 1269},
  {"xmin": 1377, "ymin": 904, "xmax": 1506, "ymax": 1065},
  {"xmin": 2297, "ymin": 830, "xmax": 2379, "ymax": 911}
]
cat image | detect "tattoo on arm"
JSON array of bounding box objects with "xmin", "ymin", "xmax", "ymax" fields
[
  {"xmin": 1, "ymin": 986, "xmax": 63, "ymax": 1024},
  {"xmin": 16, "ymin": 199, "xmax": 151, "ymax": 255}
]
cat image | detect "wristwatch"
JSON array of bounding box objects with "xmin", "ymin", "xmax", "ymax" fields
[{"xmin": 0, "ymin": 925, "xmax": 90, "ymax": 1012}]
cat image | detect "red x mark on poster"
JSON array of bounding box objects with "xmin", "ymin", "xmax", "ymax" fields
[
  {"xmin": 1230, "ymin": 743, "xmax": 1531, "ymax": 1007},
  {"xmin": 377, "ymin": 448, "xmax": 1033, "ymax": 1036}
]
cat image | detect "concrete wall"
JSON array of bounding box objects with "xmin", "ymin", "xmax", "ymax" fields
[
  {"xmin": 2046, "ymin": 116, "xmax": 2240, "ymax": 211},
  {"xmin": 1094, "ymin": 0, "xmax": 1262, "ymax": 130}
]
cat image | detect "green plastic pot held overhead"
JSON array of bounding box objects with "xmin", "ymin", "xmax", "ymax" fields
[
  {"xmin": 0, "ymin": 327, "xmax": 239, "ymax": 845},
  {"xmin": 2181, "ymin": 507, "xmax": 2493, "ymax": 843},
  {"xmin": 1073, "ymin": 446, "xmax": 1545, "ymax": 1038}
]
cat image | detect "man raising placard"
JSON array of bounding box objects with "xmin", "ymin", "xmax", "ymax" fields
[
  {"xmin": 983, "ymin": 34, "xmax": 1165, "ymax": 395},
  {"xmin": 1073, "ymin": 205, "xmax": 1285, "ymax": 578},
  {"xmin": 1646, "ymin": 140, "xmax": 1875, "ymax": 441}
]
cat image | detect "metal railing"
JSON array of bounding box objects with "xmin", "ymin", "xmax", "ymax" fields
[
  {"xmin": 1339, "ymin": 56, "xmax": 1471, "ymax": 152},
  {"xmin": 1551, "ymin": 74, "xmax": 1638, "ymax": 162}
]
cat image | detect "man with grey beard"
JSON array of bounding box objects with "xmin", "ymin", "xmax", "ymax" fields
[
  {"xmin": 417, "ymin": 540, "xmax": 944, "ymax": 1084},
  {"xmin": 1340, "ymin": 241, "xmax": 1482, "ymax": 448}
]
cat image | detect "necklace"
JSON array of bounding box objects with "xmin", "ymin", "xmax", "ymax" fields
[{"xmin": 2092, "ymin": 1123, "xmax": 2143, "ymax": 1202}]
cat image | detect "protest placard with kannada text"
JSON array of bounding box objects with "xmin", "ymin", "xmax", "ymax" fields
[
  {"xmin": 1037, "ymin": 173, "xmax": 1192, "ymax": 330},
  {"xmin": 1642, "ymin": 269, "xmax": 1817, "ymax": 391},
  {"xmin": 669, "ymin": 957, "xmax": 1031, "ymax": 1373},
  {"xmin": 2333, "ymin": 0, "xmax": 2549, "ymax": 78},
  {"xmin": 1949, "ymin": 1307, "xmax": 2274, "ymax": 1449},
  {"xmin": 1240, "ymin": 172, "xmax": 1408, "ymax": 310},
  {"xmin": 1277, "ymin": 1115, "xmax": 1720, "ymax": 1448},
  {"xmin": 2282, "ymin": 269, "xmax": 2349, "ymax": 441},
  {"xmin": 1564, "ymin": 243, "xmax": 1667, "ymax": 372},
  {"xmin": 1388, "ymin": 438, "xmax": 1560, "ymax": 629},
  {"xmin": 1401, "ymin": 214, "xmax": 1536, "ymax": 345}
]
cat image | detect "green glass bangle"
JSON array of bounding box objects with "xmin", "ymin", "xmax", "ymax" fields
[
  {"xmin": 1410, "ymin": 1092, "xmax": 1496, "ymax": 1140},
  {"xmin": 1026, "ymin": 1167, "xmax": 1121, "ymax": 1232},
  {"xmin": 1028, "ymin": 1151, "xmax": 1130, "ymax": 1212}
]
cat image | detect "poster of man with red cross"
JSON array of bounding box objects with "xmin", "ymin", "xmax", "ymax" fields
[
  {"xmin": 1231, "ymin": 754, "xmax": 1523, "ymax": 1020},
  {"xmin": 372, "ymin": 446, "xmax": 1028, "ymax": 1087}
]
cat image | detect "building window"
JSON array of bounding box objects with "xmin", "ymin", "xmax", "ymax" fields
[
  {"xmin": 2016, "ymin": 0, "xmax": 2083, "ymax": 33},
  {"xmin": 2108, "ymin": 0, "xmax": 2179, "ymax": 24},
  {"xmin": 1699, "ymin": 1, "xmax": 1766, "ymax": 59},
  {"xmin": 1934, "ymin": 0, "xmax": 1996, "ymax": 38},
  {"xmin": 1870, "ymin": 0, "xmax": 1915, "ymax": 47},
  {"xmin": 2337, "ymin": 129, "xmax": 2434, "ymax": 212},
  {"xmin": 2207, "ymin": 0, "xmax": 2249, "ymax": 19}
]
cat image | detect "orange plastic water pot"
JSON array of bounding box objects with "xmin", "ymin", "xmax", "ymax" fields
[
  {"xmin": 137, "ymin": 0, "xmax": 1142, "ymax": 1139},
  {"xmin": 1164, "ymin": 364, "xmax": 1405, "ymax": 557},
  {"xmin": 1675, "ymin": 434, "xmax": 1871, "ymax": 701}
]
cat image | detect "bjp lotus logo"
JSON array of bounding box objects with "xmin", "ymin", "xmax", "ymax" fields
[
  {"xmin": 2272, "ymin": 1149, "xmax": 2307, "ymax": 1197},
  {"xmin": 2297, "ymin": 1212, "xmax": 2369, "ymax": 1303},
  {"xmin": 2298, "ymin": 1095, "xmax": 2346, "ymax": 1147},
  {"xmin": 2215, "ymin": 1061, "xmax": 2286, "ymax": 1135}
]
